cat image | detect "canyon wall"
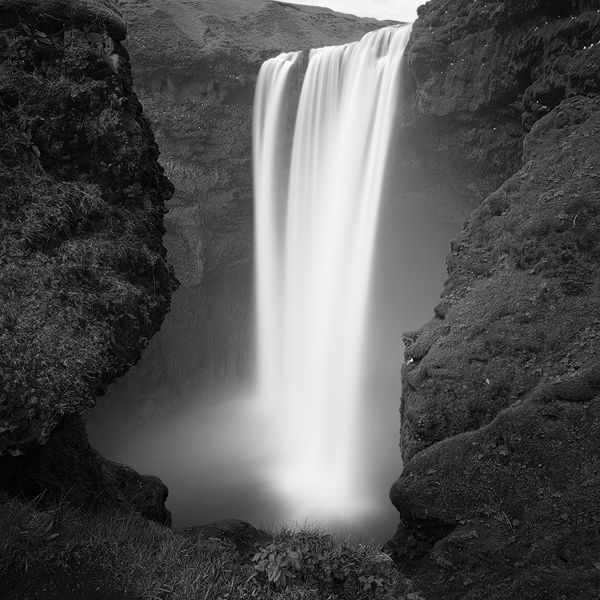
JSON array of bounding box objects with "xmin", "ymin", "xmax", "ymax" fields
[
  {"xmin": 388, "ymin": 0, "xmax": 600, "ymax": 222},
  {"xmin": 387, "ymin": 1, "xmax": 600, "ymax": 598},
  {"xmin": 0, "ymin": 0, "xmax": 176, "ymax": 523},
  {"xmin": 1, "ymin": 0, "xmax": 599, "ymax": 596}
]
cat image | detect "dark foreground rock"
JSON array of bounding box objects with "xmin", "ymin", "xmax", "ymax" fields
[
  {"xmin": 0, "ymin": 0, "xmax": 175, "ymax": 522},
  {"xmin": 386, "ymin": 2, "xmax": 600, "ymax": 598},
  {"xmin": 0, "ymin": 416, "xmax": 171, "ymax": 525}
]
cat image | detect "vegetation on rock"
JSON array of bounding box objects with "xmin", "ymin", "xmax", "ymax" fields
[
  {"xmin": 0, "ymin": 0, "xmax": 175, "ymax": 538},
  {"xmin": 388, "ymin": 69, "xmax": 600, "ymax": 600},
  {"xmin": 0, "ymin": 0, "xmax": 177, "ymax": 456},
  {"xmin": 393, "ymin": 0, "xmax": 600, "ymax": 221}
]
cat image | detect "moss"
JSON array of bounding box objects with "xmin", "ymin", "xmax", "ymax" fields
[{"xmin": 0, "ymin": 3, "xmax": 177, "ymax": 455}]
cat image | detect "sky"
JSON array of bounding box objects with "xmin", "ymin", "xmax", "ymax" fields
[{"xmin": 283, "ymin": 0, "xmax": 425, "ymax": 22}]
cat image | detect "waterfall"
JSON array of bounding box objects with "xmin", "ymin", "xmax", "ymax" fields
[{"xmin": 253, "ymin": 25, "xmax": 412, "ymax": 526}]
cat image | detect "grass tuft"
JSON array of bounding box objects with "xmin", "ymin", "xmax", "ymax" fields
[{"xmin": 0, "ymin": 493, "xmax": 418, "ymax": 599}]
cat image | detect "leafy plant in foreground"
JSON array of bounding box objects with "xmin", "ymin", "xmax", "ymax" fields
[{"xmin": 251, "ymin": 528, "xmax": 409, "ymax": 599}]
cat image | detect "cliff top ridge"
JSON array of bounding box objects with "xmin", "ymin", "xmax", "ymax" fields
[{"xmin": 118, "ymin": 0, "xmax": 396, "ymax": 65}]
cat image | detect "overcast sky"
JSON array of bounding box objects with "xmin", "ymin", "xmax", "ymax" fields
[{"xmin": 286, "ymin": 0, "xmax": 425, "ymax": 22}]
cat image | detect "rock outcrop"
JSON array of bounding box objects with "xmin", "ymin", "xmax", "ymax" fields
[
  {"xmin": 88, "ymin": 0, "xmax": 396, "ymax": 422},
  {"xmin": 388, "ymin": 1, "xmax": 600, "ymax": 597},
  {"xmin": 390, "ymin": 0, "xmax": 600, "ymax": 220},
  {"xmin": 0, "ymin": 0, "xmax": 176, "ymax": 523}
]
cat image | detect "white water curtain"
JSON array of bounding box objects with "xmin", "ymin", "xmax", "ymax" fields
[{"xmin": 253, "ymin": 25, "xmax": 412, "ymax": 523}]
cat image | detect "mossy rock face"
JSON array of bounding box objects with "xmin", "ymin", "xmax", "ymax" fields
[
  {"xmin": 0, "ymin": 1, "xmax": 177, "ymax": 456},
  {"xmin": 387, "ymin": 96, "xmax": 600, "ymax": 600},
  {"xmin": 385, "ymin": 2, "xmax": 600, "ymax": 595},
  {"xmin": 390, "ymin": 0, "xmax": 600, "ymax": 222}
]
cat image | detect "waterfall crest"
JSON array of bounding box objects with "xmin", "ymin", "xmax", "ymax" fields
[{"xmin": 253, "ymin": 25, "xmax": 412, "ymax": 525}]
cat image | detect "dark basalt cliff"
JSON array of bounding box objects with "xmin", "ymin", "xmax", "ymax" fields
[
  {"xmin": 0, "ymin": 0, "xmax": 176, "ymax": 523},
  {"xmin": 88, "ymin": 0, "xmax": 394, "ymax": 424},
  {"xmin": 388, "ymin": 1, "xmax": 600, "ymax": 598}
]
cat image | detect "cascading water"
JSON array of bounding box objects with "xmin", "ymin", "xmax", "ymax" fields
[{"xmin": 253, "ymin": 25, "xmax": 412, "ymax": 526}]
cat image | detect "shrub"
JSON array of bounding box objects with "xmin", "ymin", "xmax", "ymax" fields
[{"xmin": 251, "ymin": 526, "xmax": 411, "ymax": 599}]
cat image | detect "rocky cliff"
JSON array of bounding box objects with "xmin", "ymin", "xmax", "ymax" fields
[
  {"xmin": 0, "ymin": 0, "xmax": 176, "ymax": 523},
  {"xmin": 6, "ymin": 0, "xmax": 597, "ymax": 596},
  {"xmin": 388, "ymin": 1, "xmax": 600, "ymax": 598},
  {"xmin": 87, "ymin": 0, "xmax": 396, "ymax": 429},
  {"xmin": 389, "ymin": 0, "xmax": 600, "ymax": 221}
]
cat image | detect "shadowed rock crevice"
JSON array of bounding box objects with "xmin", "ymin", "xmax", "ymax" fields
[{"xmin": 0, "ymin": 416, "xmax": 172, "ymax": 525}]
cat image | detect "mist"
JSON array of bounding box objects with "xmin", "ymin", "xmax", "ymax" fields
[
  {"xmin": 87, "ymin": 208, "xmax": 458, "ymax": 544},
  {"xmin": 86, "ymin": 22, "xmax": 460, "ymax": 546}
]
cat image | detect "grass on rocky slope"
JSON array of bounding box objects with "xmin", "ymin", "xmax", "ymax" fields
[
  {"xmin": 0, "ymin": 493, "xmax": 419, "ymax": 599},
  {"xmin": 0, "ymin": 55, "xmax": 169, "ymax": 449}
]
